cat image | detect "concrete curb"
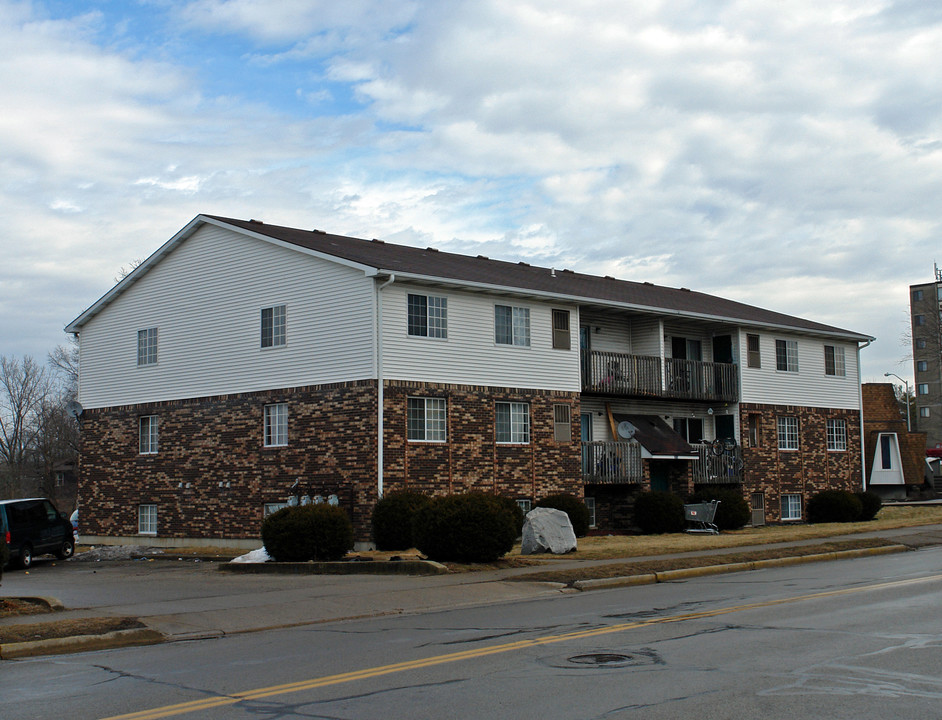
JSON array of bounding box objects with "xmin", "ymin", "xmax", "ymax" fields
[
  {"xmin": 218, "ymin": 559, "xmax": 449, "ymax": 575},
  {"xmin": 0, "ymin": 628, "xmax": 164, "ymax": 659}
]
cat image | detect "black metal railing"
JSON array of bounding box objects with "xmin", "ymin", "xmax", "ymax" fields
[{"xmin": 582, "ymin": 440, "xmax": 644, "ymax": 484}]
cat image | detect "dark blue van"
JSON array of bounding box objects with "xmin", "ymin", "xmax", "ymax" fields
[{"xmin": 0, "ymin": 498, "xmax": 75, "ymax": 569}]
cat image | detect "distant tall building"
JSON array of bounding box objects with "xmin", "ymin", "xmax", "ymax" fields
[{"xmin": 910, "ymin": 266, "xmax": 942, "ymax": 448}]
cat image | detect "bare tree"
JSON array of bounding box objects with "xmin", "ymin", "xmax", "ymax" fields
[
  {"xmin": 114, "ymin": 258, "xmax": 144, "ymax": 283},
  {"xmin": 48, "ymin": 336, "xmax": 79, "ymax": 399},
  {"xmin": 0, "ymin": 356, "xmax": 52, "ymax": 498}
]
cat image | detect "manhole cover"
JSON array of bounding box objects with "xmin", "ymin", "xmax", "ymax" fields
[
  {"xmin": 542, "ymin": 648, "xmax": 663, "ymax": 670},
  {"xmin": 569, "ymin": 653, "xmax": 634, "ymax": 666}
]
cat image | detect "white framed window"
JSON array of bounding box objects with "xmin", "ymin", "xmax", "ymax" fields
[
  {"xmin": 826, "ymin": 418, "xmax": 847, "ymax": 451},
  {"xmin": 496, "ymin": 401, "xmax": 530, "ymax": 444},
  {"xmin": 777, "ymin": 416, "xmax": 799, "ymax": 450},
  {"xmin": 516, "ymin": 499, "xmax": 532, "ymax": 514},
  {"xmin": 553, "ymin": 404, "xmax": 571, "ymax": 442},
  {"xmin": 261, "ymin": 305, "xmax": 286, "ymax": 348},
  {"xmin": 264, "ymin": 403, "xmax": 288, "ymax": 447},
  {"xmin": 137, "ymin": 328, "xmax": 158, "ymax": 365},
  {"xmin": 748, "ymin": 414, "xmax": 760, "ymax": 448},
  {"xmin": 824, "ymin": 345, "xmax": 845, "ymax": 376},
  {"xmin": 263, "ymin": 502, "xmax": 288, "ymax": 517},
  {"xmin": 407, "ymin": 294, "xmax": 448, "ymax": 338},
  {"xmin": 139, "ymin": 415, "xmax": 158, "ymax": 454},
  {"xmin": 495, "ymin": 305, "xmax": 530, "ymax": 346},
  {"xmin": 138, "ymin": 504, "xmax": 157, "ymax": 535},
  {"xmin": 918, "ymin": 383, "xmax": 929, "ymax": 395},
  {"xmin": 921, "ymin": 407, "xmax": 931, "ymax": 418},
  {"xmin": 552, "ymin": 309, "xmax": 571, "ymax": 350},
  {"xmin": 918, "ymin": 360, "xmax": 928, "ymax": 372},
  {"xmin": 407, "ymin": 397, "xmax": 447, "ymax": 442},
  {"xmin": 585, "ymin": 497, "xmax": 597, "ymax": 529},
  {"xmin": 781, "ymin": 494, "xmax": 802, "ymax": 521},
  {"xmin": 775, "ymin": 339, "xmax": 798, "ymax": 372},
  {"xmin": 747, "ymin": 334, "xmax": 761, "ymax": 368}
]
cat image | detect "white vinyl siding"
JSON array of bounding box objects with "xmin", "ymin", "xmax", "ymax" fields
[
  {"xmin": 382, "ymin": 285, "xmax": 580, "ymax": 391},
  {"xmin": 77, "ymin": 225, "xmax": 376, "ymax": 408}
]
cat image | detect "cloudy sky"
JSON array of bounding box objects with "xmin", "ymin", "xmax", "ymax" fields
[{"xmin": 2, "ymin": 0, "xmax": 940, "ymax": 387}]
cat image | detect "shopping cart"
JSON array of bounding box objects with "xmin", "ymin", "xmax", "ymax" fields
[{"xmin": 684, "ymin": 500, "xmax": 720, "ymax": 535}]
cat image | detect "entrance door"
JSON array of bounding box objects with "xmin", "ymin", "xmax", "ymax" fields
[
  {"xmin": 715, "ymin": 414, "xmax": 735, "ymax": 441},
  {"xmin": 751, "ymin": 492, "xmax": 765, "ymax": 526}
]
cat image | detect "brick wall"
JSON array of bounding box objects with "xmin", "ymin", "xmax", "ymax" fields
[
  {"xmin": 739, "ymin": 402, "xmax": 862, "ymax": 522},
  {"xmin": 862, "ymin": 383, "xmax": 927, "ymax": 488}
]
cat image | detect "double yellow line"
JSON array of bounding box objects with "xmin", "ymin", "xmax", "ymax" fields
[{"xmin": 103, "ymin": 573, "xmax": 941, "ymax": 720}]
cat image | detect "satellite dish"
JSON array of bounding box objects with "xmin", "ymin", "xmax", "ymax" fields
[
  {"xmin": 617, "ymin": 421, "xmax": 636, "ymax": 439},
  {"xmin": 66, "ymin": 400, "xmax": 83, "ymax": 419}
]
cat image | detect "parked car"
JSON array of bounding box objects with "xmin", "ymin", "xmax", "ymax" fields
[{"xmin": 0, "ymin": 498, "xmax": 75, "ymax": 569}]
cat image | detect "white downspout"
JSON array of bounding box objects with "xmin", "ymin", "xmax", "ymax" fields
[
  {"xmin": 857, "ymin": 338, "xmax": 873, "ymax": 490},
  {"xmin": 376, "ymin": 274, "xmax": 396, "ymax": 499}
]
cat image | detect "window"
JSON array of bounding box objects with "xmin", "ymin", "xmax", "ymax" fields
[
  {"xmin": 775, "ymin": 339, "xmax": 798, "ymax": 372},
  {"xmin": 918, "ymin": 383, "xmax": 929, "ymax": 395},
  {"xmin": 747, "ymin": 334, "xmax": 761, "ymax": 368},
  {"xmin": 263, "ymin": 502, "xmax": 288, "ymax": 517},
  {"xmin": 918, "ymin": 360, "xmax": 928, "ymax": 372},
  {"xmin": 585, "ymin": 497, "xmax": 597, "ymax": 529},
  {"xmin": 553, "ymin": 404, "xmax": 571, "ymax": 442},
  {"xmin": 495, "ymin": 305, "xmax": 530, "ymax": 346},
  {"xmin": 516, "ymin": 499, "xmax": 532, "ymax": 514},
  {"xmin": 261, "ymin": 305, "xmax": 286, "ymax": 348},
  {"xmin": 915, "ymin": 314, "xmax": 926, "ymax": 326},
  {"xmin": 921, "ymin": 407, "xmax": 931, "ymax": 418},
  {"xmin": 917, "ymin": 338, "xmax": 927, "ymax": 349},
  {"xmin": 777, "ymin": 416, "xmax": 798, "ymax": 450},
  {"xmin": 139, "ymin": 415, "xmax": 158, "ymax": 454},
  {"xmin": 748, "ymin": 414, "xmax": 760, "ymax": 447},
  {"xmin": 781, "ymin": 494, "xmax": 802, "ymax": 521},
  {"xmin": 824, "ymin": 345, "xmax": 845, "ymax": 376},
  {"xmin": 407, "ymin": 397, "xmax": 447, "ymax": 442},
  {"xmin": 880, "ymin": 434, "xmax": 894, "ymax": 469},
  {"xmin": 496, "ymin": 401, "xmax": 530, "ymax": 443},
  {"xmin": 552, "ymin": 309, "xmax": 571, "ymax": 350},
  {"xmin": 137, "ymin": 328, "xmax": 158, "ymax": 365},
  {"xmin": 264, "ymin": 403, "xmax": 288, "ymax": 447},
  {"xmin": 407, "ymin": 294, "xmax": 447, "ymax": 338},
  {"xmin": 826, "ymin": 418, "xmax": 847, "ymax": 451},
  {"xmin": 913, "ymin": 289, "xmax": 923, "ymax": 301},
  {"xmin": 138, "ymin": 504, "xmax": 157, "ymax": 535}
]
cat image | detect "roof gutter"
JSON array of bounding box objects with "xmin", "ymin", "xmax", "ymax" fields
[{"xmin": 375, "ymin": 273, "xmax": 396, "ymax": 500}]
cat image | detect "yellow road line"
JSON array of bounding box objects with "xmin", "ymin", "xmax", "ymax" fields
[{"xmin": 101, "ymin": 573, "xmax": 942, "ymax": 720}]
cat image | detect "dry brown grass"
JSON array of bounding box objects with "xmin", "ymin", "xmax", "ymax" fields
[{"xmin": 0, "ymin": 617, "xmax": 144, "ymax": 644}]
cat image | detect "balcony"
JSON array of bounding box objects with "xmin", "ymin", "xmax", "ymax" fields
[
  {"xmin": 582, "ymin": 440, "xmax": 644, "ymax": 484},
  {"xmin": 581, "ymin": 350, "xmax": 738, "ymax": 402},
  {"xmin": 691, "ymin": 443, "xmax": 743, "ymax": 484}
]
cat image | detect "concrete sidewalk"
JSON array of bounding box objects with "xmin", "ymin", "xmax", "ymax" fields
[{"xmin": 3, "ymin": 523, "xmax": 942, "ymax": 658}]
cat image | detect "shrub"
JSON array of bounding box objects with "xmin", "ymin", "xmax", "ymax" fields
[
  {"xmin": 806, "ymin": 490, "xmax": 863, "ymax": 524},
  {"xmin": 633, "ymin": 491, "xmax": 686, "ymax": 534},
  {"xmin": 261, "ymin": 504, "xmax": 354, "ymax": 562},
  {"xmin": 371, "ymin": 491, "xmax": 430, "ymax": 550},
  {"xmin": 687, "ymin": 489, "xmax": 750, "ymax": 531},
  {"xmin": 493, "ymin": 495, "xmax": 526, "ymax": 536},
  {"xmin": 412, "ymin": 492, "xmax": 518, "ymax": 563},
  {"xmin": 855, "ymin": 490, "xmax": 883, "ymax": 521},
  {"xmin": 535, "ymin": 493, "xmax": 591, "ymax": 537}
]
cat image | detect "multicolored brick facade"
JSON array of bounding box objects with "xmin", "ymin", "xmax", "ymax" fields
[{"xmin": 78, "ymin": 380, "xmax": 583, "ymax": 544}]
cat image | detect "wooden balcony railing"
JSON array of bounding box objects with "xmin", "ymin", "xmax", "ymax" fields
[
  {"xmin": 691, "ymin": 443, "xmax": 744, "ymax": 484},
  {"xmin": 582, "ymin": 440, "xmax": 644, "ymax": 484},
  {"xmin": 665, "ymin": 359, "xmax": 739, "ymax": 402}
]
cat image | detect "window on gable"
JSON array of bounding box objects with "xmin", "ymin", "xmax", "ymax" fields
[
  {"xmin": 496, "ymin": 401, "xmax": 530, "ymax": 443},
  {"xmin": 495, "ymin": 305, "xmax": 530, "ymax": 346},
  {"xmin": 407, "ymin": 397, "xmax": 447, "ymax": 441},
  {"xmin": 407, "ymin": 294, "xmax": 447, "ymax": 338},
  {"xmin": 264, "ymin": 403, "xmax": 288, "ymax": 447},
  {"xmin": 747, "ymin": 334, "xmax": 761, "ymax": 368},
  {"xmin": 137, "ymin": 328, "xmax": 158, "ymax": 365},
  {"xmin": 826, "ymin": 418, "xmax": 847, "ymax": 451},
  {"xmin": 553, "ymin": 404, "xmax": 571, "ymax": 442},
  {"xmin": 552, "ymin": 310, "xmax": 571, "ymax": 350},
  {"xmin": 777, "ymin": 416, "xmax": 798, "ymax": 450},
  {"xmin": 775, "ymin": 339, "xmax": 798, "ymax": 372},
  {"xmin": 824, "ymin": 345, "xmax": 845, "ymax": 376},
  {"xmin": 139, "ymin": 415, "xmax": 158, "ymax": 455},
  {"xmin": 261, "ymin": 305, "xmax": 286, "ymax": 348}
]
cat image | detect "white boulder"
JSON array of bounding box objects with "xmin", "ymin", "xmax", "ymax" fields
[{"xmin": 521, "ymin": 507, "xmax": 577, "ymax": 555}]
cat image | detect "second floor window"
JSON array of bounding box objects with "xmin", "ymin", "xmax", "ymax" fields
[
  {"xmin": 261, "ymin": 305, "xmax": 286, "ymax": 348},
  {"xmin": 495, "ymin": 305, "xmax": 530, "ymax": 346},
  {"xmin": 407, "ymin": 397, "xmax": 447, "ymax": 441},
  {"xmin": 408, "ymin": 294, "xmax": 447, "ymax": 338},
  {"xmin": 137, "ymin": 328, "xmax": 158, "ymax": 365},
  {"xmin": 824, "ymin": 345, "xmax": 845, "ymax": 376},
  {"xmin": 139, "ymin": 415, "xmax": 158, "ymax": 454},
  {"xmin": 496, "ymin": 401, "xmax": 530, "ymax": 444},
  {"xmin": 552, "ymin": 310, "xmax": 571, "ymax": 350},
  {"xmin": 775, "ymin": 339, "xmax": 798, "ymax": 372},
  {"xmin": 777, "ymin": 416, "xmax": 798, "ymax": 450},
  {"xmin": 747, "ymin": 334, "xmax": 761, "ymax": 368},
  {"xmin": 264, "ymin": 403, "xmax": 288, "ymax": 447}
]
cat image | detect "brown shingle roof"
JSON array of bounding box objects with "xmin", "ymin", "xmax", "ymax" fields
[{"xmin": 208, "ymin": 215, "xmax": 870, "ymax": 340}]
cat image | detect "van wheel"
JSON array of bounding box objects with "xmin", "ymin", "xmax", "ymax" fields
[
  {"xmin": 19, "ymin": 544, "xmax": 33, "ymax": 569},
  {"xmin": 56, "ymin": 538, "xmax": 75, "ymax": 560}
]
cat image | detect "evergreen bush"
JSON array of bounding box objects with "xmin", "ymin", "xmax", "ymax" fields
[
  {"xmin": 806, "ymin": 490, "xmax": 863, "ymax": 524},
  {"xmin": 493, "ymin": 495, "xmax": 526, "ymax": 536},
  {"xmin": 371, "ymin": 491, "xmax": 430, "ymax": 550},
  {"xmin": 261, "ymin": 504, "xmax": 354, "ymax": 562},
  {"xmin": 535, "ymin": 493, "xmax": 591, "ymax": 537},
  {"xmin": 633, "ymin": 491, "xmax": 686, "ymax": 534},
  {"xmin": 687, "ymin": 488, "xmax": 750, "ymax": 530},
  {"xmin": 412, "ymin": 492, "xmax": 518, "ymax": 563},
  {"xmin": 854, "ymin": 490, "xmax": 883, "ymax": 521}
]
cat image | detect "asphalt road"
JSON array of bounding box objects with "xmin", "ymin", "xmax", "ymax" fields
[{"xmin": 4, "ymin": 547, "xmax": 942, "ymax": 720}]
